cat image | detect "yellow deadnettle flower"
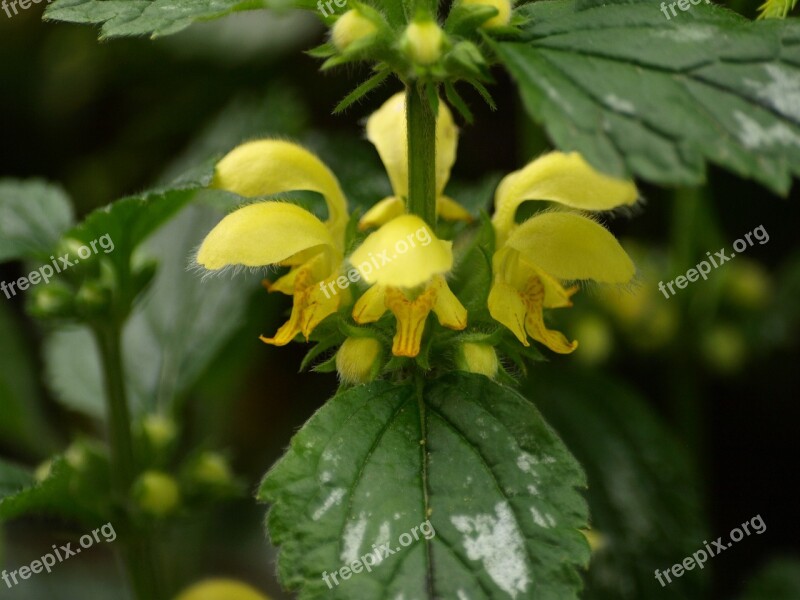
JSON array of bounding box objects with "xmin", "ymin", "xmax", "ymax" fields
[
  {"xmin": 196, "ymin": 140, "xmax": 349, "ymax": 346},
  {"xmin": 359, "ymin": 92, "xmax": 472, "ymax": 230},
  {"xmin": 350, "ymin": 215, "xmax": 467, "ymax": 357},
  {"xmin": 489, "ymin": 152, "xmax": 639, "ymax": 353}
]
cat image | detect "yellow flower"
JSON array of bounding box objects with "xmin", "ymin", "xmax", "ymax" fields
[
  {"xmin": 350, "ymin": 215, "xmax": 467, "ymax": 357},
  {"xmin": 196, "ymin": 140, "xmax": 349, "ymax": 346},
  {"xmin": 489, "ymin": 152, "xmax": 638, "ymax": 353},
  {"xmin": 359, "ymin": 92, "xmax": 472, "ymax": 230}
]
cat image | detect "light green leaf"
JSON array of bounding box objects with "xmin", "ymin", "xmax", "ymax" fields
[
  {"xmin": 0, "ymin": 180, "xmax": 74, "ymax": 263},
  {"xmin": 260, "ymin": 373, "xmax": 589, "ymax": 600},
  {"xmin": 497, "ymin": 1, "xmax": 800, "ymax": 194},
  {"xmin": 44, "ymin": 0, "xmax": 318, "ymax": 39},
  {"xmin": 44, "ymin": 200, "xmax": 262, "ymax": 418},
  {"xmin": 531, "ymin": 369, "xmax": 708, "ymax": 600}
]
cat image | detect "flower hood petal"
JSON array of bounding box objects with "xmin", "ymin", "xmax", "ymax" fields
[
  {"xmin": 367, "ymin": 92, "xmax": 458, "ymax": 199},
  {"xmin": 197, "ymin": 202, "xmax": 335, "ymax": 271},
  {"xmin": 506, "ymin": 212, "xmax": 635, "ymax": 284},
  {"xmin": 493, "ymin": 152, "xmax": 638, "ymax": 242},
  {"xmin": 212, "ymin": 139, "xmax": 348, "ymax": 238},
  {"xmin": 350, "ymin": 215, "xmax": 453, "ymax": 288}
]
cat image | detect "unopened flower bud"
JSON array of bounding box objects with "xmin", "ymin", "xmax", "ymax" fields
[
  {"xmin": 75, "ymin": 281, "xmax": 111, "ymax": 318},
  {"xmin": 191, "ymin": 452, "xmax": 234, "ymax": 487},
  {"xmin": 142, "ymin": 414, "xmax": 177, "ymax": 451},
  {"xmin": 332, "ymin": 9, "xmax": 378, "ymax": 52},
  {"xmin": 461, "ymin": 0, "xmax": 512, "ymax": 29},
  {"xmin": 336, "ymin": 337, "xmax": 383, "ymax": 384},
  {"xmin": 174, "ymin": 579, "xmax": 271, "ymax": 600},
  {"xmin": 29, "ymin": 283, "xmax": 74, "ymax": 319},
  {"xmin": 402, "ymin": 20, "xmax": 445, "ymax": 65},
  {"xmin": 134, "ymin": 471, "xmax": 181, "ymax": 517},
  {"xmin": 456, "ymin": 342, "xmax": 498, "ymax": 379}
]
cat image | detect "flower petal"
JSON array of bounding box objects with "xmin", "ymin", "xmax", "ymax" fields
[
  {"xmin": 352, "ymin": 284, "xmax": 387, "ymax": 324},
  {"xmin": 213, "ymin": 140, "xmax": 348, "ymax": 236},
  {"xmin": 260, "ymin": 267, "xmax": 341, "ymax": 345},
  {"xmin": 493, "ymin": 152, "xmax": 638, "ymax": 241},
  {"xmin": 359, "ymin": 196, "xmax": 405, "ymax": 231},
  {"xmin": 488, "ymin": 279, "xmax": 529, "ymax": 346},
  {"xmin": 506, "ymin": 212, "xmax": 635, "ymax": 284},
  {"xmin": 197, "ymin": 202, "xmax": 334, "ymax": 271},
  {"xmin": 385, "ymin": 285, "xmax": 436, "ymax": 357},
  {"xmin": 431, "ymin": 275, "xmax": 467, "ymax": 330},
  {"xmin": 437, "ymin": 195, "xmax": 473, "ymax": 222},
  {"xmin": 350, "ymin": 215, "xmax": 453, "ymax": 288},
  {"xmin": 521, "ymin": 277, "xmax": 578, "ymax": 354},
  {"xmin": 367, "ymin": 92, "xmax": 458, "ymax": 199}
]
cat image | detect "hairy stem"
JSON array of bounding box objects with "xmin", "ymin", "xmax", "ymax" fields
[
  {"xmin": 406, "ymin": 83, "xmax": 437, "ymax": 226},
  {"xmin": 96, "ymin": 324, "xmax": 164, "ymax": 600}
]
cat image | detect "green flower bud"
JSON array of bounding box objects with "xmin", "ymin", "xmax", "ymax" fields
[
  {"xmin": 402, "ymin": 20, "xmax": 445, "ymax": 65},
  {"xmin": 461, "ymin": 0, "xmax": 512, "ymax": 28},
  {"xmin": 336, "ymin": 337, "xmax": 383, "ymax": 384},
  {"xmin": 28, "ymin": 283, "xmax": 74, "ymax": 319},
  {"xmin": 65, "ymin": 443, "xmax": 89, "ymax": 471},
  {"xmin": 174, "ymin": 579, "xmax": 271, "ymax": 600},
  {"xmin": 573, "ymin": 315, "xmax": 613, "ymax": 365},
  {"xmin": 456, "ymin": 342, "xmax": 498, "ymax": 379},
  {"xmin": 726, "ymin": 260, "xmax": 771, "ymax": 310},
  {"xmin": 143, "ymin": 414, "xmax": 177, "ymax": 450},
  {"xmin": 701, "ymin": 325, "xmax": 746, "ymax": 373},
  {"xmin": 332, "ymin": 9, "xmax": 378, "ymax": 52},
  {"xmin": 134, "ymin": 471, "xmax": 181, "ymax": 517},
  {"xmin": 190, "ymin": 452, "xmax": 234, "ymax": 487},
  {"xmin": 75, "ymin": 281, "xmax": 111, "ymax": 318}
]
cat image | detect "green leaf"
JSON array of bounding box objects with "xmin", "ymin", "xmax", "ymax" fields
[
  {"xmin": 0, "ymin": 303, "xmax": 58, "ymax": 456},
  {"xmin": 740, "ymin": 557, "xmax": 800, "ymax": 600},
  {"xmin": 260, "ymin": 372, "xmax": 589, "ymax": 599},
  {"xmin": 44, "ymin": 0, "xmax": 318, "ymax": 40},
  {"xmin": 334, "ymin": 70, "xmax": 392, "ymax": 115},
  {"xmin": 0, "ymin": 180, "xmax": 74, "ymax": 263},
  {"xmin": 0, "ymin": 445, "xmax": 113, "ymax": 523},
  {"xmin": 44, "ymin": 200, "xmax": 262, "ymax": 418},
  {"xmin": 574, "ymin": 0, "xmax": 641, "ymax": 9},
  {"xmin": 497, "ymin": 1, "xmax": 800, "ymax": 194},
  {"xmin": 0, "ymin": 458, "xmax": 34, "ymax": 500},
  {"xmin": 530, "ymin": 368, "xmax": 709, "ymax": 600}
]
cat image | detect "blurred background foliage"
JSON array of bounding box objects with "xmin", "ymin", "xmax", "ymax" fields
[{"xmin": 1, "ymin": 2, "xmax": 799, "ymax": 599}]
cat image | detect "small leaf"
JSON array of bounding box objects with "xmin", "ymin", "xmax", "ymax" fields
[
  {"xmin": 0, "ymin": 180, "xmax": 74, "ymax": 263},
  {"xmin": 334, "ymin": 70, "xmax": 392, "ymax": 114},
  {"xmin": 260, "ymin": 372, "xmax": 589, "ymax": 599},
  {"xmin": 497, "ymin": 1, "xmax": 800, "ymax": 194},
  {"xmin": 44, "ymin": 0, "xmax": 318, "ymax": 40},
  {"xmin": 444, "ymin": 82, "xmax": 474, "ymax": 124}
]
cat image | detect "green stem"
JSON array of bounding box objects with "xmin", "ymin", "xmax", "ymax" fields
[
  {"xmin": 406, "ymin": 83, "xmax": 437, "ymax": 226},
  {"xmin": 96, "ymin": 324, "xmax": 164, "ymax": 600}
]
